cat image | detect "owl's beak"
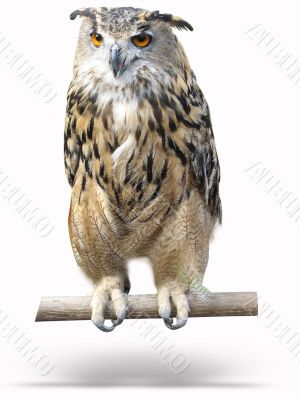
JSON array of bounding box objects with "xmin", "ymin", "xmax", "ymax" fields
[{"xmin": 110, "ymin": 45, "xmax": 124, "ymax": 79}]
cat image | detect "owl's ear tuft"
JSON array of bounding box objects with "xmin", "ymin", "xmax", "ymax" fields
[
  {"xmin": 69, "ymin": 7, "xmax": 97, "ymax": 21},
  {"xmin": 145, "ymin": 11, "xmax": 193, "ymax": 31},
  {"xmin": 167, "ymin": 15, "xmax": 194, "ymax": 31},
  {"xmin": 69, "ymin": 10, "xmax": 80, "ymax": 20}
]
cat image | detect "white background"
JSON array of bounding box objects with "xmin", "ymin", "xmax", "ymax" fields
[{"xmin": 0, "ymin": 0, "xmax": 300, "ymax": 398}]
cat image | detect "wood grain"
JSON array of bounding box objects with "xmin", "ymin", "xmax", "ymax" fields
[{"xmin": 35, "ymin": 292, "xmax": 258, "ymax": 322}]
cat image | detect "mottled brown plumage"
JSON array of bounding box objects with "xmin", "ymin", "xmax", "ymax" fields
[{"xmin": 64, "ymin": 7, "xmax": 221, "ymax": 331}]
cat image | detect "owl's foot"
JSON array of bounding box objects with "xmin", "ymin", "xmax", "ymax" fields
[
  {"xmin": 157, "ymin": 286, "xmax": 190, "ymax": 330},
  {"xmin": 91, "ymin": 276, "xmax": 127, "ymax": 332}
]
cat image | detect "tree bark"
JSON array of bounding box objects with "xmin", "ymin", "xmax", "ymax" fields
[{"xmin": 35, "ymin": 292, "xmax": 258, "ymax": 322}]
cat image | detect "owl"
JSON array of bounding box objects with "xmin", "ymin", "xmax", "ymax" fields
[{"xmin": 64, "ymin": 7, "xmax": 221, "ymax": 332}]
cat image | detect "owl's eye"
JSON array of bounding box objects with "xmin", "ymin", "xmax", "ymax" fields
[
  {"xmin": 90, "ymin": 33, "xmax": 103, "ymax": 47},
  {"xmin": 131, "ymin": 33, "xmax": 152, "ymax": 48}
]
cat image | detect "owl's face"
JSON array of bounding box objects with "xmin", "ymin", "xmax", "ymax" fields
[{"xmin": 71, "ymin": 7, "xmax": 193, "ymax": 86}]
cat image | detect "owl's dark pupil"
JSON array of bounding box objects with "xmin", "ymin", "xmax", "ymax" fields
[
  {"xmin": 137, "ymin": 35, "xmax": 146, "ymax": 42},
  {"xmin": 95, "ymin": 35, "xmax": 102, "ymax": 41}
]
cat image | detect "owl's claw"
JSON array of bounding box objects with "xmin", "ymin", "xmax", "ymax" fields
[
  {"xmin": 92, "ymin": 308, "xmax": 126, "ymax": 332},
  {"xmin": 163, "ymin": 316, "xmax": 173, "ymax": 325},
  {"xmin": 158, "ymin": 286, "xmax": 189, "ymax": 331},
  {"xmin": 92, "ymin": 311, "xmax": 126, "ymax": 332},
  {"xmin": 111, "ymin": 305, "xmax": 127, "ymax": 327},
  {"xmin": 91, "ymin": 277, "xmax": 128, "ymax": 333},
  {"xmin": 93, "ymin": 320, "xmax": 116, "ymax": 332},
  {"xmin": 163, "ymin": 316, "xmax": 187, "ymax": 330},
  {"xmin": 93, "ymin": 306, "xmax": 127, "ymax": 332}
]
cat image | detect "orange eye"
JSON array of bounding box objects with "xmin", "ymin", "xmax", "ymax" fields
[
  {"xmin": 91, "ymin": 33, "xmax": 103, "ymax": 47},
  {"xmin": 132, "ymin": 34, "xmax": 152, "ymax": 48}
]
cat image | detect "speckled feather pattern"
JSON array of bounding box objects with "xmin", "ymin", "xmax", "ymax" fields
[{"xmin": 64, "ymin": 7, "xmax": 221, "ymax": 331}]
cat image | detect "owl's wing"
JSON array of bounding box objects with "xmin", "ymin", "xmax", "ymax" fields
[
  {"xmin": 186, "ymin": 74, "xmax": 222, "ymax": 223},
  {"xmin": 64, "ymin": 88, "xmax": 81, "ymax": 187}
]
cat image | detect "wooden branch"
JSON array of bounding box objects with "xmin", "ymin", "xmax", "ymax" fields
[{"xmin": 35, "ymin": 292, "xmax": 258, "ymax": 322}]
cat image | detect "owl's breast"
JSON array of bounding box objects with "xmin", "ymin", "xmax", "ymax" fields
[{"xmin": 72, "ymin": 84, "xmax": 190, "ymax": 218}]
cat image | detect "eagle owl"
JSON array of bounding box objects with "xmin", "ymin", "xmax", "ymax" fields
[{"xmin": 64, "ymin": 7, "xmax": 221, "ymax": 331}]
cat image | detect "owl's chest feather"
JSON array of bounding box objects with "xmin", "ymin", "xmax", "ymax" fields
[
  {"xmin": 96, "ymin": 95, "xmax": 139, "ymax": 169},
  {"xmin": 72, "ymin": 84, "xmax": 189, "ymax": 215}
]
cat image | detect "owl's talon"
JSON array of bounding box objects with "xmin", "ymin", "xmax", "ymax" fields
[
  {"xmin": 91, "ymin": 277, "xmax": 128, "ymax": 333},
  {"xmin": 92, "ymin": 320, "xmax": 116, "ymax": 332},
  {"xmin": 164, "ymin": 317, "xmax": 187, "ymax": 330},
  {"xmin": 158, "ymin": 286, "xmax": 189, "ymax": 331},
  {"xmin": 163, "ymin": 316, "xmax": 173, "ymax": 325},
  {"xmin": 111, "ymin": 306, "xmax": 127, "ymax": 327},
  {"xmin": 112, "ymin": 317, "xmax": 123, "ymax": 327}
]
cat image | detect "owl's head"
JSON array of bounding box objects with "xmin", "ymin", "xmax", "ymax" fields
[{"xmin": 70, "ymin": 7, "xmax": 193, "ymax": 84}]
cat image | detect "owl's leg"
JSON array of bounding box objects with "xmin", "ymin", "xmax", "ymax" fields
[
  {"xmin": 70, "ymin": 232, "xmax": 129, "ymax": 331},
  {"xmin": 69, "ymin": 185, "xmax": 130, "ymax": 332},
  {"xmin": 150, "ymin": 247, "xmax": 192, "ymax": 330},
  {"xmin": 152, "ymin": 255, "xmax": 189, "ymax": 330},
  {"xmin": 91, "ymin": 270, "xmax": 129, "ymax": 332},
  {"xmin": 154, "ymin": 251, "xmax": 210, "ymax": 330},
  {"xmin": 157, "ymin": 284, "xmax": 190, "ymax": 330},
  {"xmin": 150, "ymin": 192, "xmax": 213, "ymax": 330}
]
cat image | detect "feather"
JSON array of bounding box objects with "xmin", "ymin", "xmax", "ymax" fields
[{"xmin": 146, "ymin": 11, "xmax": 193, "ymax": 31}]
